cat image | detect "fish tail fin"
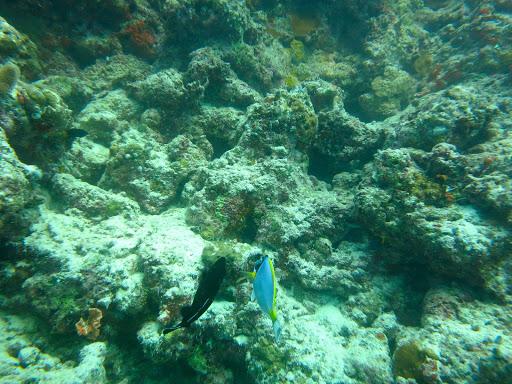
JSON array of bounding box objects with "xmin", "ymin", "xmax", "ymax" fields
[
  {"xmin": 162, "ymin": 324, "xmax": 183, "ymax": 335},
  {"xmin": 236, "ymin": 271, "xmax": 256, "ymax": 283},
  {"xmin": 272, "ymin": 318, "xmax": 282, "ymax": 343}
]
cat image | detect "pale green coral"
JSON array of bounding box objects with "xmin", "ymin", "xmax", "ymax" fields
[
  {"xmin": 359, "ymin": 66, "xmax": 416, "ymax": 120},
  {"xmin": 201, "ymin": 241, "xmax": 249, "ymax": 267}
]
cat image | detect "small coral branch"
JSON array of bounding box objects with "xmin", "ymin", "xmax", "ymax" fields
[{"xmin": 76, "ymin": 308, "xmax": 103, "ymax": 340}]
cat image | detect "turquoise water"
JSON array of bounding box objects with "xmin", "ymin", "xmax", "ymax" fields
[{"xmin": 0, "ymin": 1, "xmax": 511, "ymax": 383}]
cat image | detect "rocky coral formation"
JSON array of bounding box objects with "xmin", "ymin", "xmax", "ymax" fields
[
  {"xmin": 353, "ymin": 146, "xmax": 510, "ymax": 296},
  {"xmin": 0, "ymin": 62, "xmax": 20, "ymax": 96},
  {"xmin": 309, "ymin": 84, "xmax": 389, "ymax": 179},
  {"xmin": 1, "ymin": 76, "xmax": 74, "ymax": 168},
  {"xmin": 392, "ymin": 285, "xmax": 512, "ymax": 384},
  {"xmin": 99, "ymin": 131, "xmax": 209, "ymax": 214},
  {"xmin": 0, "ymin": 127, "xmax": 40, "ymax": 242},
  {"xmin": 0, "ymin": 312, "xmax": 107, "ymax": 383},
  {"xmin": 162, "ymin": 0, "xmax": 254, "ymax": 51},
  {"xmin": 398, "ymin": 84, "xmax": 499, "ymax": 151},
  {"xmin": 0, "ymin": 1, "xmax": 512, "ymax": 383},
  {"xmin": 359, "ymin": 66, "xmax": 417, "ymax": 120}
]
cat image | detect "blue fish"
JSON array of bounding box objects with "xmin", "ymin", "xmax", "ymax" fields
[{"xmin": 243, "ymin": 256, "xmax": 282, "ymax": 342}]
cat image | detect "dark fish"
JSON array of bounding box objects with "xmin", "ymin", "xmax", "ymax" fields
[
  {"xmin": 163, "ymin": 257, "xmax": 226, "ymax": 334},
  {"xmin": 62, "ymin": 128, "xmax": 89, "ymax": 139}
]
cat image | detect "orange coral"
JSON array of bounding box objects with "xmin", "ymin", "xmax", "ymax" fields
[
  {"xmin": 76, "ymin": 308, "xmax": 103, "ymax": 340},
  {"xmin": 444, "ymin": 192, "xmax": 455, "ymax": 203},
  {"xmin": 118, "ymin": 20, "xmax": 156, "ymax": 59}
]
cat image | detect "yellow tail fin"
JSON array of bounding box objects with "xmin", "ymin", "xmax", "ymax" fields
[{"xmin": 236, "ymin": 271, "xmax": 256, "ymax": 283}]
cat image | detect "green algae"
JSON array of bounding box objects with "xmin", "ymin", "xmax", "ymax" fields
[
  {"xmin": 252, "ymin": 338, "xmax": 291, "ymax": 376},
  {"xmin": 178, "ymin": 157, "xmax": 191, "ymax": 170},
  {"xmin": 414, "ymin": 51, "xmax": 434, "ymax": 77},
  {"xmin": 285, "ymin": 75, "xmax": 300, "ymax": 89},
  {"xmin": 149, "ymin": 179, "xmax": 167, "ymax": 194},
  {"xmin": 408, "ymin": 171, "xmax": 445, "ymax": 205},
  {"xmin": 289, "ymin": 39, "xmax": 306, "ymax": 63},
  {"xmin": 189, "ymin": 345, "xmax": 209, "ymax": 375},
  {"xmin": 105, "ymin": 200, "xmax": 126, "ymax": 217}
]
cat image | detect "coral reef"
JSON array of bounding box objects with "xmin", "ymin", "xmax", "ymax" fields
[
  {"xmin": 392, "ymin": 285, "xmax": 512, "ymax": 384},
  {"xmin": 0, "ymin": 0, "xmax": 512, "ymax": 383},
  {"xmin": 359, "ymin": 66, "xmax": 416, "ymax": 120},
  {"xmin": 99, "ymin": 131, "xmax": 209, "ymax": 214},
  {"xmin": 0, "ymin": 62, "xmax": 20, "ymax": 96},
  {"xmin": 398, "ymin": 84, "xmax": 499, "ymax": 150},
  {"xmin": 127, "ymin": 68, "xmax": 196, "ymax": 112},
  {"xmin": 0, "ymin": 313, "xmax": 107, "ymax": 383},
  {"xmin": 309, "ymin": 89, "xmax": 389, "ymax": 179},
  {"xmin": 162, "ymin": 0, "xmax": 253, "ymax": 51},
  {"xmin": 0, "ymin": 127, "xmax": 40, "ymax": 242},
  {"xmin": 76, "ymin": 308, "xmax": 103, "ymax": 341},
  {"xmin": 353, "ymin": 146, "xmax": 510, "ymax": 296}
]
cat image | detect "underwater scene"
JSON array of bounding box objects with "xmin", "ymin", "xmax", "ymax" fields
[{"xmin": 0, "ymin": 0, "xmax": 511, "ymax": 383}]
